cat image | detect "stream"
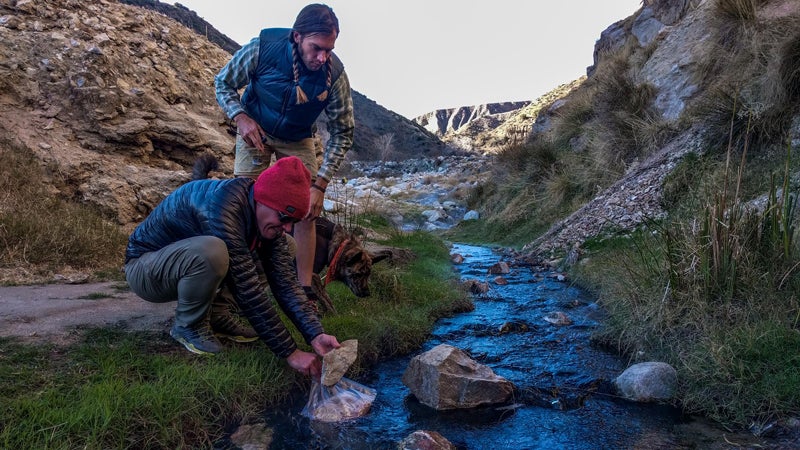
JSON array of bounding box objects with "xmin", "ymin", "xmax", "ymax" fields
[{"xmin": 250, "ymin": 243, "xmax": 725, "ymax": 449}]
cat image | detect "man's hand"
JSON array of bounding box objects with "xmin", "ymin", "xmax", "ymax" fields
[
  {"xmin": 306, "ymin": 187, "xmax": 325, "ymax": 220},
  {"xmin": 310, "ymin": 333, "xmax": 340, "ymax": 357},
  {"xmin": 305, "ymin": 178, "xmax": 328, "ymax": 220},
  {"xmin": 234, "ymin": 113, "xmax": 266, "ymax": 153},
  {"xmin": 286, "ymin": 349, "xmax": 322, "ymax": 378}
]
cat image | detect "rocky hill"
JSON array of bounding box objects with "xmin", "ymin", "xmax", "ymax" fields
[
  {"xmin": 415, "ymin": 101, "xmax": 530, "ymax": 137},
  {"xmin": 413, "ymin": 80, "xmax": 584, "ymax": 153},
  {"xmin": 0, "ymin": 0, "xmax": 444, "ymax": 230}
]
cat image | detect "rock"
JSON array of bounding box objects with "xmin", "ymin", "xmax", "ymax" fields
[
  {"xmin": 487, "ymin": 261, "xmax": 510, "ymax": 274},
  {"xmin": 463, "ymin": 210, "xmax": 479, "ymax": 220},
  {"xmin": 543, "ymin": 311, "xmax": 572, "ymax": 326},
  {"xmin": 463, "ymin": 279, "xmax": 489, "ymax": 294},
  {"xmin": 632, "ymin": 6, "xmax": 666, "ymax": 47},
  {"xmin": 402, "ymin": 344, "xmax": 514, "ymax": 410},
  {"xmin": 422, "ymin": 209, "xmax": 443, "ymax": 222},
  {"xmin": 498, "ymin": 321, "xmax": 528, "ymax": 334},
  {"xmin": 450, "ymin": 253, "xmax": 464, "ymax": 264},
  {"xmin": 615, "ymin": 361, "xmax": 677, "ymax": 402},
  {"xmin": 322, "ymin": 198, "xmax": 342, "ymax": 213},
  {"xmin": 229, "ymin": 423, "xmax": 273, "ymax": 450},
  {"xmin": 398, "ymin": 430, "xmax": 456, "ymax": 450},
  {"xmin": 321, "ymin": 339, "xmax": 358, "ymax": 387},
  {"xmin": 493, "ymin": 276, "xmax": 508, "ymax": 285}
]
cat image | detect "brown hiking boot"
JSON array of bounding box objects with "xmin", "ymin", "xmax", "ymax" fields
[{"xmin": 210, "ymin": 293, "xmax": 259, "ymax": 343}]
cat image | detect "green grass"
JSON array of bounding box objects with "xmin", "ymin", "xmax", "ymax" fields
[
  {"xmin": 570, "ymin": 146, "xmax": 800, "ymax": 427},
  {"xmin": 0, "ymin": 226, "xmax": 471, "ymax": 449}
]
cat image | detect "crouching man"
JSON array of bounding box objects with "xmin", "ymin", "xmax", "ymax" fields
[{"xmin": 124, "ymin": 156, "xmax": 339, "ymax": 377}]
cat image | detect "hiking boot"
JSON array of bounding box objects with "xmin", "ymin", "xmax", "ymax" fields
[
  {"xmin": 170, "ymin": 322, "xmax": 223, "ymax": 355},
  {"xmin": 210, "ymin": 295, "xmax": 259, "ymax": 343},
  {"xmin": 211, "ymin": 309, "xmax": 259, "ymax": 343}
]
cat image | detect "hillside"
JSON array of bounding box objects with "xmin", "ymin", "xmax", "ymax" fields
[
  {"xmin": 120, "ymin": 0, "xmax": 447, "ymax": 162},
  {"xmin": 454, "ymin": 0, "xmax": 800, "ymax": 256},
  {"xmin": 0, "ymin": 0, "xmax": 444, "ymax": 231}
]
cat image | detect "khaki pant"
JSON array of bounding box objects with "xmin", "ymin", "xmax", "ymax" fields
[{"xmin": 234, "ymin": 132, "xmax": 323, "ymax": 180}]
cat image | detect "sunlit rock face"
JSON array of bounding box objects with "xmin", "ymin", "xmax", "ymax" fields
[{"xmin": 402, "ymin": 344, "xmax": 514, "ymax": 410}]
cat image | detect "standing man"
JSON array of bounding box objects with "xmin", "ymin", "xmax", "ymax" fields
[
  {"xmin": 214, "ymin": 4, "xmax": 355, "ymax": 308},
  {"xmin": 125, "ymin": 156, "xmax": 339, "ymax": 378}
]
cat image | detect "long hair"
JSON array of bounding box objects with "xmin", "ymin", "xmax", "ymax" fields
[
  {"xmin": 293, "ymin": 3, "xmax": 339, "ymax": 37},
  {"xmin": 291, "ymin": 4, "xmax": 339, "ymax": 104}
]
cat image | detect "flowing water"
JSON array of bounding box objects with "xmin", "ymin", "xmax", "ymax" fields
[{"xmin": 250, "ymin": 243, "xmax": 745, "ymax": 449}]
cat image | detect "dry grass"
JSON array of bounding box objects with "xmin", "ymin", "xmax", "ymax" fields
[
  {"xmin": 714, "ymin": 0, "xmax": 760, "ymax": 21},
  {"xmin": 0, "ymin": 138, "xmax": 127, "ymax": 283}
]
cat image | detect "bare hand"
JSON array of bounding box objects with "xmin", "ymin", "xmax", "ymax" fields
[
  {"xmin": 234, "ymin": 113, "xmax": 266, "ymax": 153},
  {"xmin": 306, "ymin": 188, "xmax": 325, "ymax": 220},
  {"xmin": 286, "ymin": 349, "xmax": 322, "ymax": 378},
  {"xmin": 310, "ymin": 333, "xmax": 340, "ymax": 357}
]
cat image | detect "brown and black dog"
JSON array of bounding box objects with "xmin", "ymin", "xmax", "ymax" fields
[{"xmin": 192, "ymin": 154, "xmax": 388, "ymax": 313}]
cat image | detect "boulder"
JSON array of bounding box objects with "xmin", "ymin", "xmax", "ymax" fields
[
  {"xmin": 402, "ymin": 344, "xmax": 513, "ymax": 410},
  {"xmin": 488, "ymin": 261, "xmax": 510, "ymax": 274},
  {"xmin": 463, "ymin": 210, "xmax": 479, "ymax": 220},
  {"xmin": 463, "ymin": 279, "xmax": 489, "ymax": 294},
  {"xmin": 615, "ymin": 361, "xmax": 677, "ymax": 402}
]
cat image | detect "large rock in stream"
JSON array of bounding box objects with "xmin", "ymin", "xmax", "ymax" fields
[
  {"xmin": 615, "ymin": 361, "xmax": 677, "ymax": 402},
  {"xmin": 402, "ymin": 344, "xmax": 514, "ymax": 410}
]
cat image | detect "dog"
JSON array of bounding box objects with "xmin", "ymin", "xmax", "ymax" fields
[
  {"xmin": 191, "ymin": 154, "xmax": 388, "ymax": 313},
  {"xmin": 306, "ymin": 216, "xmax": 391, "ymax": 312}
]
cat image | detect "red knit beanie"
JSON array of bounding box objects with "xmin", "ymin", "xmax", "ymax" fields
[{"xmin": 253, "ymin": 156, "xmax": 311, "ymax": 221}]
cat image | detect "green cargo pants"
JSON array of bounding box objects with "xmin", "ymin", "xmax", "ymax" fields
[{"xmin": 125, "ymin": 236, "xmax": 229, "ymax": 328}]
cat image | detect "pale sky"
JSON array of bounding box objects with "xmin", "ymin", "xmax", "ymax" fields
[{"xmin": 174, "ymin": 1, "xmax": 642, "ymax": 119}]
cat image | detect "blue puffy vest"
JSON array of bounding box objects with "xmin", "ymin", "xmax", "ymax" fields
[{"xmin": 240, "ymin": 28, "xmax": 344, "ymax": 142}]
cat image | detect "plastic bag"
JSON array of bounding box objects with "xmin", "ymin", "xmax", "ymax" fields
[{"xmin": 301, "ymin": 377, "xmax": 377, "ymax": 422}]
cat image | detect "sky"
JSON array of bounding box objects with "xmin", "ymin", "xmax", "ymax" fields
[{"xmin": 173, "ymin": 1, "xmax": 643, "ymax": 119}]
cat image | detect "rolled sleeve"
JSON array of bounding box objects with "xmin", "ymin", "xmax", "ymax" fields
[{"xmin": 318, "ymin": 70, "xmax": 354, "ymax": 182}]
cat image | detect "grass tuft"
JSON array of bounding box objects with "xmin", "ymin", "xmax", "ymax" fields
[{"xmin": 0, "ymin": 137, "xmax": 127, "ymax": 282}]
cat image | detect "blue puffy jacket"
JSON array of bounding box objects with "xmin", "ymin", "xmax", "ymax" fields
[{"xmin": 125, "ymin": 177, "xmax": 322, "ymax": 358}]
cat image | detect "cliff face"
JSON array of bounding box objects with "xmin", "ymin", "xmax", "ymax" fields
[
  {"xmin": 520, "ymin": 0, "xmax": 800, "ymax": 254},
  {"xmin": 414, "ymin": 102, "xmax": 531, "ymax": 137},
  {"xmin": 0, "ymin": 0, "xmax": 444, "ymax": 229}
]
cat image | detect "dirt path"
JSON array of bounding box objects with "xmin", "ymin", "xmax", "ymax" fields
[{"xmin": 0, "ymin": 281, "xmax": 174, "ymax": 346}]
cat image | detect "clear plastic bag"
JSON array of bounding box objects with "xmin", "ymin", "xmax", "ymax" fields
[{"xmin": 301, "ymin": 377, "xmax": 377, "ymax": 422}]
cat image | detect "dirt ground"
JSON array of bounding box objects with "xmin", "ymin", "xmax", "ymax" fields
[{"xmin": 0, "ymin": 281, "xmax": 174, "ymax": 346}]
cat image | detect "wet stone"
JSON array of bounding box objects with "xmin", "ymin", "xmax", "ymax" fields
[
  {"xmin": 398, "ymin": 430, "xmax": 457, "ymax": 450},
  {"xmin": 543, "ymin": 311, "xmax": 573, "ymax": 326},
  {"xmin": 402, "ymin": 344, "xmax": 514, "ymax": 410},
  {"xmin": 488, "ymin": 261, "xmax": 510, "ymax": 274}
]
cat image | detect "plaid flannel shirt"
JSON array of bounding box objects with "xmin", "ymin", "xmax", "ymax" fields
[{"xmin": 215, "ymin": 37, "xmax": 354, "ymax": 182}]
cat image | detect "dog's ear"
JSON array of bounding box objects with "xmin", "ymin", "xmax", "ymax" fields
[
  {"xmin": 366, "ymin": 245, "xmax": 415, "ymax": 265},
  {"xmin": 368, "ymin": 249, "xmax": 392, "ymax": 264}
]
